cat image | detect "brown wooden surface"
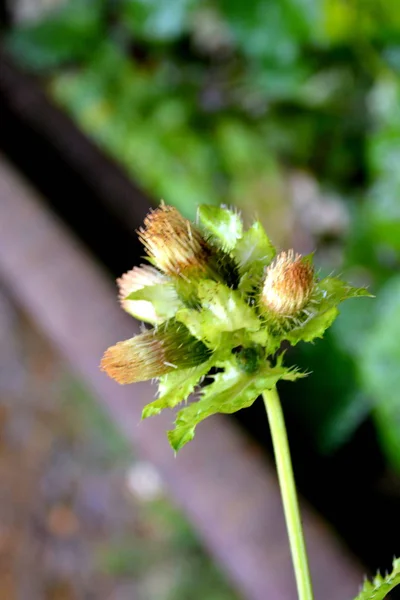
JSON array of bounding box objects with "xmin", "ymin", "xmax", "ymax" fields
[{"xmin": 0, "ymin": 157, "xmax": 363, "ymax": 600}]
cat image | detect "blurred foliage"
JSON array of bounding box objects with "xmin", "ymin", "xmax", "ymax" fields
[{"xmin": 6, "ymin": 0, "xmax": 400, "ymax": 469}]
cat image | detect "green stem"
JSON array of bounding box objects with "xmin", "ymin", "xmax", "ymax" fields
[{"xmin": 262, "ymin": 386, "xmax": 314, "ymax": 600}]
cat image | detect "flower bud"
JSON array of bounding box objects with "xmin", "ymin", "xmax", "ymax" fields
[
  {"xmin": 139, "ymin": 204, "xmax": 239, "ymax": 290},
  {"xmin": 139, "ymin": 204, "xmax": 212, "ymax": 278},
  {"xmin": 101, "ymin": 321, "xmax": 211, "ymax": 384},
  {"xmin": 261, "ymin": 250, "xmax": 314, "ymax": 317}
]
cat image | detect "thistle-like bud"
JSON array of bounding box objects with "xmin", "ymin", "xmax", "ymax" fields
[
  {"xmin": 139, "ymin": 204, "xmax": 239, "ymax": 291},
  {"xmin": 100, "ymin": 321, "xmax": 211, "ymax": 384},
  {"xmin": 139, "ymin": 204, "xmax": 213, "ymax": 278},
  {"xmin": 117, "ymin": 265, "xmax": 168, "ymax": 323},
  {"xmin": 261, "ymin": 250, "xmax": 314, "ymax": 317}
]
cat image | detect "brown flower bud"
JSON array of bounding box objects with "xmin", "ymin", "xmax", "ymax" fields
[
  {"xmin": 261, "ymin": 250, "xmax": 314, "ymax": 317},
  {"xmin": 139, "ymin": 204, "xmax": 212, "ymax": 278},
  {"xmin": 100, "ymin": 321, "xmax": 211, "ymax": 384}
]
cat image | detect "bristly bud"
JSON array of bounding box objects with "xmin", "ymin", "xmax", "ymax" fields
[
  {"xmin": 139, "ymin": 204, "xmax": 213, "ymax": 278},
  {"xmin": 261, "ymin": 250, "xmax": 314, "ymax": 317},
  {"xmin": 100, "ymin": 321, "xmax": 211, "ymax": 384},
  {"xmin": 139, "ymin": 204, "xmax": 239, "ymax": 292}
]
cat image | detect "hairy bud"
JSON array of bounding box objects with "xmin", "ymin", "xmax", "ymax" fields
[
  {"xmin": 101, "ymin": 321, "xmax": 211, "ymax": 384},
  {"xmin": 261, "ymin": 250, "xmax": 314, "ymax": 317},
  {"xmin": 139, "ymin": 204, "xmax": 212, "ymax": 278}
]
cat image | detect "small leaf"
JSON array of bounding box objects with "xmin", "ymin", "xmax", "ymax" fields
[
  {"xmin": 176, "ymin": 280, "xmax": 260, "ymax": 348},
  {"xmin": 352, "ymin": 557, "xmax": 400, "ymax": 600},
  {"xmin": 168, "ymin": 359, "xmax": 304, "ymax": 451},
  {"xmin": 319, "ymin": 277, "xmax": 373, "ymax": 302},
  {"xmin": 286, "ymin": 307, "xmax": 339, "ymax": 345},
  {"xmin": 198, "ymin": 205, "xmax": 243, "ymax": 251},
  {"xmin": 142, "ymin": 360, "xmax": 213, "ymax": 419},
  {"xmin": 234, "ymin": 221, "xmax": 276, "ymax": 291},
  {"xmin": 286, "ymin": 278, "xmax": 372, "ymax": 346},
  {"xmin": 126, "ymin": 283, "xmax": 182, "ymax": 323}
]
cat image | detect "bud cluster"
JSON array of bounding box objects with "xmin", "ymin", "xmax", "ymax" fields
[{"xmin": 101, "ymin": 203, "xmax": 370, "ymax": 450}]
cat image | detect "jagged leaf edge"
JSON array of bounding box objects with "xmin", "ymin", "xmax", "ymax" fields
[
  {"xmin": 141, "ymin": 359, "xmax": 214, "ymax": 419},
  {"xmin": 352, "ymin": 557, "xmax": 400, "ymax": 600},
  {"xmin": 286, "ymin": 278, "xmax": 372, "ymax": 346},
  {"xmin": 168, "ymin": 359, "xmax": 306, "ymax": 451}
]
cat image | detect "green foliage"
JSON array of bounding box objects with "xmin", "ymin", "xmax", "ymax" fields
[
  {"xmin": 126, "ymin": 282, "xmax": 182, "ymax": 323},
  {"xmin": 176, "ymin": 280, "xmax": 262, "ymax": 349},
  {"xmin": 198, "ymin": 205, "xmax": 243, "ymax": 252},
  {"xmin": 168, "ymin": 359, "xmax": 305, "ymax": 452},
  {"xmin": 360, "ymin": 276, "xmax": 400, "ymax": 471},
  {"xmin": 6, "ymin": 0, "xmax": 105, "ymax": 71},
  {"xmin": 142, "ymin": 360, "xmax": 213, "ymax": 418},
  {"xmin": 121, "ymin": 0, "xmax": 196, "ymax": 42},
  {"xmin": 352, "ymin": 557, "xmax": 400, "ymax": 600},
  {"xmin": 286, "ymin": 278, "xmax": 371, "ymax": 346}
]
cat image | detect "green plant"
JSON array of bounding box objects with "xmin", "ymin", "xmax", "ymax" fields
[{"xmin": 99, "ymin": 203, "xmax": 398, "ymax": 600}]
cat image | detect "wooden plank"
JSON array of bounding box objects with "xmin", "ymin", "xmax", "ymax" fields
[{"xmin": 0, "ymin": 157, "xmax": 363, "ymax": 600}]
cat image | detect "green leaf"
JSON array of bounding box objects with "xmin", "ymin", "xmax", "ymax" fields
[
  {"xmin": 121, "ymin": 0, "xmax": 195, "ymax": 42},
  {"xmin": 126, "ymin": 283, "xmax": 182, "ymax": 323},
  {"xmin": 168, "ymin": 359, "xmax": 305, "ymax": 451},
  {"xmin": 286, "ymin": 278, "xmax": 372, "ymax": 346},
  {"xmin": 286, "ymin": 307, "xmax": 339, "ymax": 345},
  {"xmin": 176, "ymin": 280, "xmax": 260, "ymax": 347},
  {"xmin": 318, "ymin": 277, "xmax": 373, "ymax": 303},
  {"xmin": 352, "ymin": 557, "xmax": 400, "ymax": 600},
  {"xmin": 141, "ymin": 360, "xmax": 213, "ymax": 419},
  {"xmin": 233, "ymin": 220, "xmax": 276, "ymax": 292},
  {"xmin": 6, "ymin": 0, "xmax": 104, "ymax": 72},
  {"xmin": 198, "ymin": 205, "xmax": 243, "ymax": 252}
]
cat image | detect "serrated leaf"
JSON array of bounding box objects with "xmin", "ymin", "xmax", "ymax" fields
[
  {"xmin": 126, "ymin": 283, "xmax": 182, "ymax": 323},
  {"xmin": 319, "ymin": 277, "xmax": 373, "ymax": 302},
  {"xmin": 168, "ymin": 359, "xmax": 305, "ymax": 451},
  {"xmin": 198, "ymin": 205, "xmax": 243, "ymax": 251},
  {"xmin": 176, "ymin": 280, "xmax": 260, "ymax": 347},
  {"xmin": 286, "ymin": 306, "xmax": 339, "ymax": 345},
  {"xmin": 141, "ymin": 360, "xmax": 213, "ymax": 419},
  {"xmin": 286, "ymin": 278, "xmax": 372, "ymax": 346},
  {"xmin": 233, "ymin": 221, "xmax": 276, "ymax": 292},
  {"xmin": 352, "ymin": 557, "xmax": 400, "ymax": 600}
]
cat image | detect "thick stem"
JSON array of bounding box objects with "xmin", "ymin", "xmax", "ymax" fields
[{"xmin": 263, "ymin": 386, "xmax": 314, "ymax": 600}]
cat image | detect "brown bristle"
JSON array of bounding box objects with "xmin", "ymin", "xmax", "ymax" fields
[
  {"xmin": 261, "ymin": 250, "xmax": 314, "ymax": 316},
  {"xmin": 139, "ymin": 205, "xmax": 211, "ymax": 276}
]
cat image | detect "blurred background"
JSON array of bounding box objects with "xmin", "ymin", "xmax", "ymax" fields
[{"xmin": 0, "ymin": 0, "xmax": 399, "ymax": 598}]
